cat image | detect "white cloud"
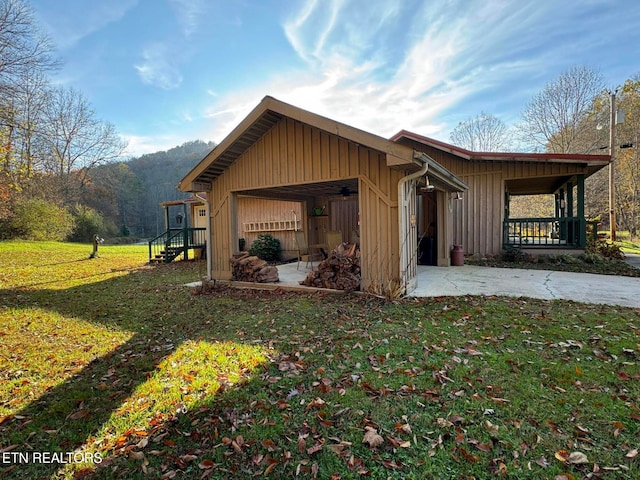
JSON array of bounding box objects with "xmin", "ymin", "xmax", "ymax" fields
[
  {"xmin": 121, "ymin": 133, "xmax": 191, "ymax": 157},
  {"xmin": 196, "ymin": 0, "xmax": 636, "ymax": 147},
  {"xmin": 34, "ymin": 0, "xmax": 139, "ymax": 49},
  {"xmin": 134, "ymin": 43, "xmax": 183, "ymax": 90},
  {"xmin": 168, "ymin": 0, "xmax": 208, "ymax": 37}
]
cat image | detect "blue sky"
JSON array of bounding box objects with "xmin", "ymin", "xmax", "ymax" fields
[{"xmin": 29, "ymin": 0, "xmax": 640, "ymax": 157}]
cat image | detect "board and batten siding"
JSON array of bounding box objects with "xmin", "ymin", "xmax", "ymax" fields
[
  {"xmin": 237, "ymin": 197, "xmax": 302, "ymax": 260},
  {"xmin": 207, "ymin": 116, "xmax": 406, "ymax": 290},
  {"xmin": 405, "ymin": 142, "xmax": 593, "ymax": 257}
]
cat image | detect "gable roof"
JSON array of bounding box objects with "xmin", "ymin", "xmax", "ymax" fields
[
  {"xmin": 391, "ymin": 130, "xmax": 611, "ymax": 166},
  {"xmin": 179, "ymin": 96, "xmax": 422, "ymax": 192}
]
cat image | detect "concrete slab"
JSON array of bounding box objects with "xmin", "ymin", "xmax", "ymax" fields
[
  {"xmin": 410, "ymin": 265, "xmax": 640, "ymax": 308},
  {"xmin": 188, "ymin": 261, "xmax": 640, "ymax": 308},
  {"xmin": 625, "ymin": 253, "xmax": 640, "ymax": 270}
]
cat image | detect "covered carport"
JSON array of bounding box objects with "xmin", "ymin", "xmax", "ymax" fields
[{"xmin": 178, "ymin": 96, "xmax": 466, "ymax": 295}]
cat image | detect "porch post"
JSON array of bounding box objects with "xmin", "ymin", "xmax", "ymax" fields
[
  {"xmin": 566, "ymin": 181, "xmax": 574, "ymax": 218},
  {"xmin": 576, "ymin": 174, "xmax": 586, "ymax": 247},
  {"xmin": 182, "ymin": 203, "xmax": 189, "ymax": 260},
  {"xmin": 559, "ymin": 188, "xmax": 567, "ymax": 240}
]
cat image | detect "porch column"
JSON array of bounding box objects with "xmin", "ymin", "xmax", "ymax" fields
[
  {"xmin": 566, "ymin": 181, "xmax": 574, "ymax": 218},
  {"xmin": 182, "ymin": 203, "xmax": 189, "ymax": 260},
  {"xmin": 576, "ymin": 174, "xmax": 586, "ymax": 247},
  {"xmin": 164, "ymin": 206, "xmax": 170, "ymax": 231},
  {"xmin": 558, "ymin": 188, "xmax": 567, "ymax": 240}
]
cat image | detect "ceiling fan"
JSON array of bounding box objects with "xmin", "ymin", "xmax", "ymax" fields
[{"xmin": 339, "ymin": 186, "xmax": 352, "ymax": 198}]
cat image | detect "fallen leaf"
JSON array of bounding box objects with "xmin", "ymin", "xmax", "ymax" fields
[
  {"xmin": 362, "ymin": 426, "xmax": 384, "ymax": 448},
  {"xmin": 555, "ymin": 449, "xmax": 570, "ymax": 462},
  {"xmin": 567, "ymin": 451, "xmax": 589, "ymax": 464},
  {"xmin": 535, "ymin": 456, "xmax": 549, "ymax": 468},
  {"xmin": 129, "ymin": 451, "xmax": 145, "ymax": 460},
  {"xmin": 475, "ymin": 442, "xmax": 492, "ymax": 452},
  {"xmin": 198, "ymin": 459, "xmax": 215, "ymax": 469},
  {"xmin": 625, "ymin": 449, "xmax": 638, "ymax": 459},
  {"xmin": 261, "ymin": 439, "xmax": 277, "ymax": 452},
  {"xmin": 67, "ymin": 409, "xmax": 90, "ymax": 421}
]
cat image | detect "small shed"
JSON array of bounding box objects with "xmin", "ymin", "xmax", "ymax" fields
[{"xmin": 178, "ymin": 96, "xmax": 466, "ymax": 294}]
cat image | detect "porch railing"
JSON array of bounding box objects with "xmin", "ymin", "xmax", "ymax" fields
[
  {"xmin": 502, "ymin": 217, "xmax": 596, "ymax": 248},
  {"xmin": 148, "ymin": 227, "xmax": 206, "ymax": 263}
]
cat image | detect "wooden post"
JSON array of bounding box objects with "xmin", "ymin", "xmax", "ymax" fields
[
  {"xmin": 90, "ymin": 234, "xmax": 102, "ymax": 259},
  {"xmin": 609, "ymin": 91, "xmax": 616, "ymax": 241},
  {"xmin": 577, "ymin": 174, "xmax": 586, "ymax": 247}
]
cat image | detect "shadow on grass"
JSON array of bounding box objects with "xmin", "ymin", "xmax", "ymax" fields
[{"xmin": 0, "ymin": 266, "xmax": 281, "ymax": 479}]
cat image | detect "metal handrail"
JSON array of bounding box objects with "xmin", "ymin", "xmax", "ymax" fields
[
  {"xmin": 503, "ymin": 217, "xmax": 587, "ymax": 248},
  {"xmin": 148, "ymin": 227, "xmax": 206, "ymax": 263}
]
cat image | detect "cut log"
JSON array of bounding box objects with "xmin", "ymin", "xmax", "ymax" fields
[
  {"xmin": 230, "ymin": 254, "xmax": 279, "ymax": 283},
  {"xmin": 300, "ymin": 243, "xmax": 360, "ymax": 291}
]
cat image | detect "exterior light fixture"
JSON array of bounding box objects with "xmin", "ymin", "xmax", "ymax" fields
[{"xmin": 421, "ymin": 177, "xmax": 435, "ymax": 192}]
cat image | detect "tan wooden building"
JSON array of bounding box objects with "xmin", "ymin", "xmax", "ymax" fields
[
  {"xmin": 179, "ymin": 96, "xmax": 609, "ymax": 294},
  {"xmin": 392, "ymin": 131, "xmax": 610, "ymax": 257}
]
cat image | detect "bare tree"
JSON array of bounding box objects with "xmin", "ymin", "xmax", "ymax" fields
[
  {"xmin": 614, "ymin": 75, "xmax": 640, "ymax": 237},
  {"xmin": 38, "ymin": 86, "xmax": 127, "ymax": 200},
  {"xmin": 518, "ymin": 65, "xmax": 605, "ymax": 153},
  {"xmin": 449, "ymin": 112, "xmax": 513, "ymax": 151},
  {"xmin": 0, "ymin": 0, "xmax": 57, "ymax": 92},
  {"xmin": 1, "ymin": 0, "xmax": 57, "ymax": 189}
]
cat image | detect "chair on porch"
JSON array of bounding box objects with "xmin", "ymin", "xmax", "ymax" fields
[
  {"xmin": 294, "ymin": 231, "xmax": 323, "ymax": 270},
  {"xmin": 325, "ymin": 230, "xmax": 343, "ymax": 251}
]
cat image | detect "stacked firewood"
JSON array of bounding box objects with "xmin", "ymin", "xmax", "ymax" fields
[
  {"xmin": 300, "ymin": 243, "xmax": 360, "ymax": 291},
  {"xmin": 230, "ymin": 252, "xmax": 279, "ymax": 283}
]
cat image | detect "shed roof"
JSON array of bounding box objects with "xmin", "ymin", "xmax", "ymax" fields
[
  {"xmin": 391, "ymin": 130, "xmax": 610, "ymax": 166},
  {"xmin": 179, "ymin": 96, "xmax": 422, "ymax": 192},
  {"xmin": 392, "ymin": 130, "xmax": 610, "ymax": 195}
]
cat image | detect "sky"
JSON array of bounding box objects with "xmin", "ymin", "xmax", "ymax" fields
[{"xmin": 28, "ymin": 0, "xmax": 640, "ymax": 158}]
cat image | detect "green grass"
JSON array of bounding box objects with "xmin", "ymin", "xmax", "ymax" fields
[
  {"xmin": 0, "ymin": 241, "xmax": 638, "ymax": 479},
  {"xmin": 619, "ymin": 240, "xmax": 640, "ymax": 255}
]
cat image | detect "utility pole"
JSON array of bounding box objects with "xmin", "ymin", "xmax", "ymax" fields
[{"xmin": 609, "ymin": 90, "xmax": 616, "ymax": 241}]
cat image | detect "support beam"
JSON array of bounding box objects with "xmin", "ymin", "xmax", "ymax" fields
[{"xmin": 577, "ymin": 174, "xmax": 586, "ymax": 247}]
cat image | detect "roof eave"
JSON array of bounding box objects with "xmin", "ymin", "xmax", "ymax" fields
[{"xmin": 179, "ymin": 97, "xmax": 418, "ymax": 190}]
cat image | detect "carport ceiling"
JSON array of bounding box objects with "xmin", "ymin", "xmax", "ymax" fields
[{"xmin": 236, "ymin": 179, "xmax": 359, "ymax": 201}]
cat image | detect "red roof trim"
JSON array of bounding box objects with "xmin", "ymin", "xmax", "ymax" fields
[{"xmin": 391, "ymin": 129, "xmax": 611, "ymax": 163}]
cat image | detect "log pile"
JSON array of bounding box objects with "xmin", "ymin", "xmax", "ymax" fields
[
  {"xmin": 230, "ymin": 252, "xmax": 279, "ymax": 283},
  {"xmin": 300, "ymin": 243, "xmax": 360, "ymax": 291}
]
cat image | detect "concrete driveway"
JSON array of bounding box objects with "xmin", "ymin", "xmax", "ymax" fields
[{"xmin": 410, "ymin": 264, "xmax": 640, "ymax": 308}]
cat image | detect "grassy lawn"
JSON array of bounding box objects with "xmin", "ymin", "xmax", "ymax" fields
[{"xmin": 0, "ymin": 241, "xmax": 638, "ymax": 479}]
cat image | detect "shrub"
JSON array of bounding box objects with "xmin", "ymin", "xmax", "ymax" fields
[
  {"xmin": 501, "ymin": 245, "xmax": 527, "ymax": 262},
  {"xmin": 68, "ymin": 205, "xmax": 118, "ymax": 242},
  {"xmin": 249, "ymin": 234, "xmax": 281, "ymax": 262},
  {"xmin": 7, "ymin": 198, "xmax": 75, "ymax": 241},
  {"xmin": 585, "ymin": 238, "xmax": 624, "ymax": 260}
]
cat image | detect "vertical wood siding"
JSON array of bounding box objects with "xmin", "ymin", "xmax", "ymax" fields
[
  {"xmin": 237, "ymin": 197, "xmax": 302, "ymax": 259},
  {"xmin": 400, "ymin": 140, "xmax": 592, "ymax": 256},
  {"xmin": 329, "ymin": 198, "xmax": 359, "ymax": 244},
  {"xmin": 207, "ymin": 117, "xmax": 405, "ymax": 289}
]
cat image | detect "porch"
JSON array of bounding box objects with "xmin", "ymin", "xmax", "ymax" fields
[
  {"xmin": 149, "ymin": 227, "xmax": 207, "ymax": 263},
  {"xmin": 149, "ymin": 197, "xmax": 207, "ymax": 263},
  {"xmin": 503, "ymin": 171, "xmax": 597, "ymax": 251},
  {"xmin": 502, "ymin": 217, "xmax": 599, "ymax": 249}
]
